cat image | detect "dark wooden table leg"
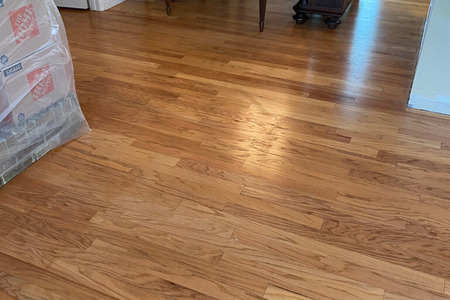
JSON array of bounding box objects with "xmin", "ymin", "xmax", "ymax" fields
[
  {"xmin": 259, "ymin": 0, "xmax": 267, "ymax": 32},
  {"xmin": 165, "ymin": 0, "xmax": 171, "ymax": 15}
]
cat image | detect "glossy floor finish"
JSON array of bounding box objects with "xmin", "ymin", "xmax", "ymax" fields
[{"xmin": 1, "ymin": 0, "xmax": 449, "ymax": 299}]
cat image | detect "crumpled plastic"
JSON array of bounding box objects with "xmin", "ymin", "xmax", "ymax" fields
[{"xmin": 0, "ymin": 0, "xmax": 89, "ymax": 187}]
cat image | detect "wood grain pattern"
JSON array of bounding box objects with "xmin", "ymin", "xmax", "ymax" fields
[
  {"xmin": 0, "ymin": 290, "xmax": 16, "ymax": 300},
  {"xmin": 264, "ymin": 286, "xmax": 314, "ymax": 300},
  {"xmin": 1, "ymin": 0, "xmax": 449, "ymax": 299}
]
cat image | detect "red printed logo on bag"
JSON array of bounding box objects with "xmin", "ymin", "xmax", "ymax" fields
[
  {"xmin": 9, "ymin": 4, "xmax": 40, "ymax": 44},
  {"xmin": 27, "ymin": 65, "xmax": 55, "ymax": 101}
]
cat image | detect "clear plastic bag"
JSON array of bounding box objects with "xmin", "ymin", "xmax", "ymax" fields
[{"xmin": 0, "ymin": 0, "xmax": 89, "ymax": 187}]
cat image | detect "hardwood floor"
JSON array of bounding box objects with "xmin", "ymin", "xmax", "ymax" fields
[{"xmin": 1, "ymin": 0, "xmax": 449, "ymax": 299}]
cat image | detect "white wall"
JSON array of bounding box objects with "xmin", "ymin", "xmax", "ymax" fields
[{"xmin": 408, "ymin": 0, "xmax": 450, "ymax": 115}]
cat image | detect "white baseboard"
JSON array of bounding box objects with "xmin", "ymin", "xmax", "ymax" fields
[
  {"xmin": 89, "ymin": 0, "xmax": 126, "ymax": 11},
  {"xmin": 53, "ymin": 0, "xmax": 89, "ymax": 9},
  {"xmin": 408, "ymin": 94, "xmax": 450, "ymax": 116}
]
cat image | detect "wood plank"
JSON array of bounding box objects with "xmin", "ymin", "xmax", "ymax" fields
[
  {"xmin": 48, "ymin": 239, "xmax": 267, "ymax": 300},
  {"xmin": 2, "ymin": 0, "xmax": 450, "ymax": 299},
  {"xmin": 220, "ymin": 253, "xmax": 385, "ymax": 300},
  {"xmin": 175, "ymin": 200, "xmax": 446, "ymax": 294},
  {"xmin": 383, "ymin": 292, "xmax": 416, "ymax": 300},
  {"xmin": 0, "ymin": 253, "xmax": 115, "ymax": 300},
  {"xmin": 0, "ymin": 290, "xmax": 15, "ymax": 300},
  {"xmin": 264, "ymin": 286, "xmax": 314, "ymax": 300},
  {"xmin": 232, "ymin": 228, "xmax": 448, "ymax": 300}
]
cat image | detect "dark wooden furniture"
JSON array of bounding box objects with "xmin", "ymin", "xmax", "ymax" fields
[
  {"xmin": 293, "ymin": 0, "xmax": 353, "ymax": 28},
  {"xmin": 165, "ymin": 0, "xmax": 268, "ymax": 32}
]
